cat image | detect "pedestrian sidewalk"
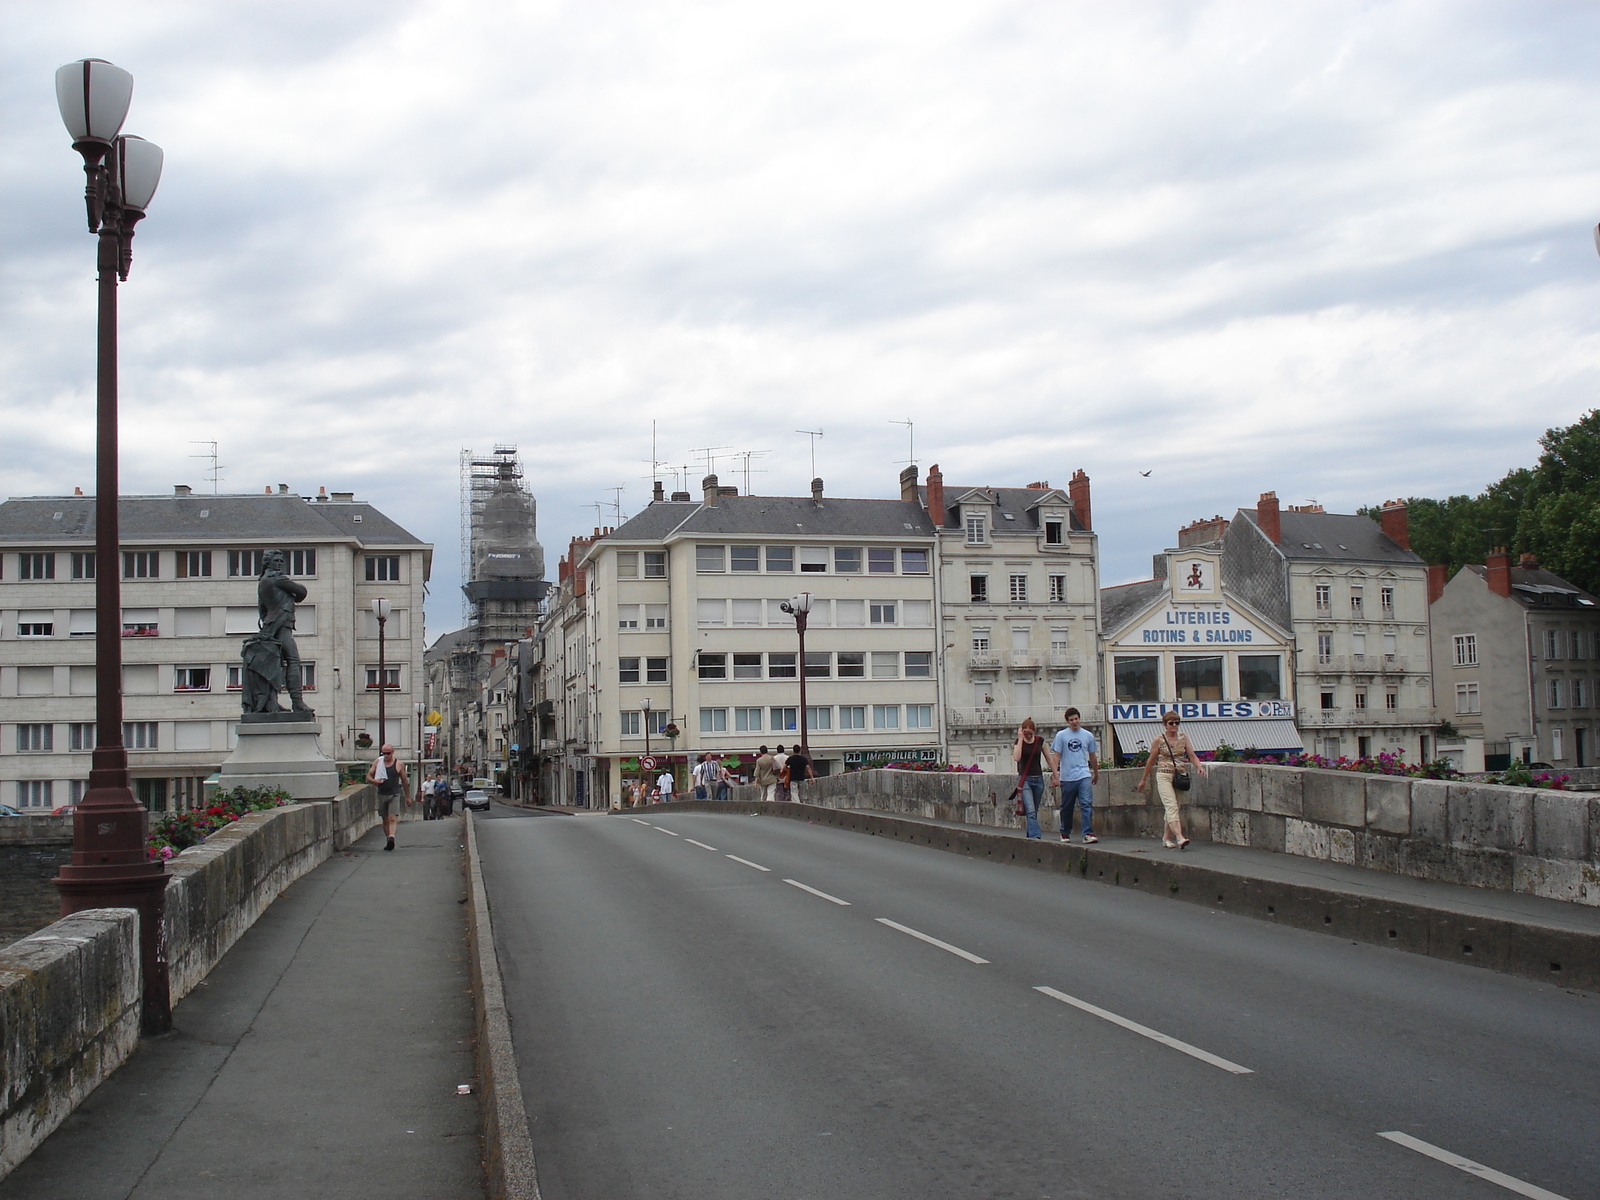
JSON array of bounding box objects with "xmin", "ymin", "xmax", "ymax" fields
[{"xmin": 0, "ymin": 818, "xmax": 483, "ymax": 1200}]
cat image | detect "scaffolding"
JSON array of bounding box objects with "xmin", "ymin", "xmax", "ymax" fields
[{"xmin": 459, "ymin": 446, "xmax": 548, "ymax": 647}]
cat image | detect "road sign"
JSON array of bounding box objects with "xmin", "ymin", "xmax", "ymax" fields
[{"xmin": 641, "ymin": 756, "xmax": 657, "ymax": 770}]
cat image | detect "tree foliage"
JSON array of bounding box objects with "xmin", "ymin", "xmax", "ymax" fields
[{"xmin": 1366, "ymin": 410, "xmax": 1600, "ymax": 597}]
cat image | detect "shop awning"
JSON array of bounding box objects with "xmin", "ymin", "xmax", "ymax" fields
[{"xmin": 1113, "ymin": 719, "xmax": 1304, "ymax": 755}]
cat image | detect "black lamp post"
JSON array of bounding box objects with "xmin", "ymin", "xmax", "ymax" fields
[
  {"xmin": 780, "ymin": 591, "xmax": 814, "ymax": 758},
  {"xmin": 50, "ymin": 58, "xmax": 172, "ymax": 1035},
  {"xmin": 373, "ymin": 597, "xmax": 391, "ymax": 745},
  {"xmin": 641, "ymin": 695, "xmax": 652, "ymax": 767}
]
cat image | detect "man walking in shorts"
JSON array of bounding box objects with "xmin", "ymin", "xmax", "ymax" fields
[
  {"xmin": 366, "ymin": 743, "xmax": 409, "ymax": 851},
  {"xmin": 1050, "ymin": 708, "xmax": 1100, "ymax": 843}
]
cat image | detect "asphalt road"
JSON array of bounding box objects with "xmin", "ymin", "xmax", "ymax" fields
[{"xmin": 476, "ymin": 803, "xmax": 1599, "ymax": 1200}]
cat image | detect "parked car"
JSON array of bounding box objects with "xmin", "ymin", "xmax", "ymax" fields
[
  {"xmin": 51, "ymin": 804, "xmax": 77, "ymax": 816},
  {"xmin": 463, "ymin": 789, "xmax": 491, "ymax": 813},
  {"xmin": 0, "ymin": 804, "xmax": 24, "ymax": 817}
]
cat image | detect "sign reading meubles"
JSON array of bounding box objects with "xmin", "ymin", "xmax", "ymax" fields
[{"xmin": 1110, "ymin": 701, "xmax": 1296, "ymax": 721}]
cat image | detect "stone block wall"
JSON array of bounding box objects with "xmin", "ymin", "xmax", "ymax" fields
[{"xmin": 0, "ymin": 817, "xmax": 71, "ymax": 848}]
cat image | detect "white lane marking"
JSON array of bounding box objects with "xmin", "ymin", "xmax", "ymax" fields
[
  {"xmin": 875, "ymin": 918, "xmax": 988, "ymax": 963},
  {"xmin": 631, "ymin": 819, "xmax": 651, "ymax": 825},
  {"xmin": 685, "ymin": 839, "xmax": 719, "ymax": 851},
  {"xmin": 655, "ymin": 827, "xmax": 680, "ymax": 837},
  {"xmin": 784, "ymin": 879, "xmax": 850, "ymax": 905},
  {"xmin": 726, "ymin": 854, "xmax": 771, "ymax": 872},
  {"xmin": 1378, "ymin": 1132, "xmax": 1572, "ymax": 1200},
  {"xmin": 1033, "ymin": 986, "xmax": 1252, "ymax": 1074}
]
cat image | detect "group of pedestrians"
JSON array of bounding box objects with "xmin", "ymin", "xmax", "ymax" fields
[
  {"xmin": 753, "ymin": 744, "xmax": 812, "ymax": 802},
  {"xmin": 1012, "ymin": 707, "xmax": 1205, "ymax": 848}
]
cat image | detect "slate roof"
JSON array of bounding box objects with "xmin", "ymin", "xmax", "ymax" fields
[
  {"xmin": 0, "ymin": 494, "xmax": 426, "ymax": 546},
  {"xmin": 919, "ymin": 486, "xmax": 1084, "ymax": 532},
  {"xmin": 1463, "ymin": 564, "xmax": 1600, "ymax": 610},
  {"xmin": 607, "ymin": 495, "xmax": 936, "ymax": 543},
  {"xmin": 1234, "ymin": 508, "xmax": 1423, "ymax": 565},
  {"xmin": 1100, "ymin": 578, "xmax": 1166, "ymax": 633}
]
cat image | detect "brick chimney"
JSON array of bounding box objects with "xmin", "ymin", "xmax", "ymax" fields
[
  {"xmin": 1068, "ymin": 469, "xmax": 1091, "ymax": 532},
  {"xmin": 1486, "ymin": 547, "xmax": 1512, "ymax": 598},
  {"xmin": 811, "ymin": 478, "xmax": 824, "ymax": 501},
  {"xmin": 1519, "ymin": 551, "xmax": 1539, "ymax": 569},
  {"xmin": 1380, "ymin": 499, "xmax": 1410, "ymax": 550},
  {"xmin": 652, "ymin": 480, "xmax": 665, "ymax": 503},
  {"xmin": 925, "ymin": 465, "xmax": 945, "ymax": 527},
  {"xmin": 899, "ymin": 465, "xmax": 918, "ymax": 502},
  {"xmin": 1178, "ymin": 514, "xmax": 1228, "ymax": 547},
  {"xmin": 702, "ymin": 474, "xmax": 721, "ymax": 507},
  {"xmin": 1256, "ymin": 491, "xmax": 1281, "ymax": 544},
  {"xmin": 1428, "ymin": 563, "xmax": 1448, "ymax": 604}
]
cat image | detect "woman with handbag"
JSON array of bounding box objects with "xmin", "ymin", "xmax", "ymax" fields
[
  {"xmin": 1011, "ymin": 718, "xmax": 1055, "ymax": 840},
  {"xmin": 1137, "ymin": 711, "xmax": 1205, "ymax": 850}
]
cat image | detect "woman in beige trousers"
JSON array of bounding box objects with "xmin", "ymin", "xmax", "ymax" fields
[{"xmin": 1137, "ymin": 711, "xmax": 1206, "ymax": 849}]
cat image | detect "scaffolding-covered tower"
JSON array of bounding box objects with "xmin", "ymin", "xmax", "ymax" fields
[{"xmin": 461, "ymin": 447, "xmax": 548, "ymax": 645}]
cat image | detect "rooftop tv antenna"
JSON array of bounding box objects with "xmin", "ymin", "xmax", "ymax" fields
[
  {"xmin": 605, "ymin": 485, "xmax": 626, "ymax": 523},
  {"xmin": 730, "ymin": 448, "xmax": 770, "ymax": 495},
  {"xmin": 691, "ymin": 445, "xmax": 734, "ymax": 478},
  {"xmin": 891, "ymin": 419, "xmax": 915, "ymax": 467},
  {"xmin": 796, "ymin": 429, "xmax": 823, "ymax": 479},
  {"xmin": 189, "ymin": 441, "xmax": 225, "ymax": 492}
]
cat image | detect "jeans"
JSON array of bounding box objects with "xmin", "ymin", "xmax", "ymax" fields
[
  {"xmin": 715, "ymin": 781, "xmax": 730, "ymax": 801},
  {"xmin": 1059, "ymin": 777, "xmax": 1094, "ymax": 838},
  {"xmin": 1020, "ymin": 775, "xmax": 1044, "ymax": 839},
  {"xmin": 695, "ymin": 785, "xmax": 708, "ymax": 800}
]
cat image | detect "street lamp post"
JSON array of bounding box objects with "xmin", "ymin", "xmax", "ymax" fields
[
  {"xmin": 641, "ymin": 695, "xmax": 652, "ymax": 767},
  {"xmin": 780, "ymin": 592, "xmax": 814, "ymax": 758},
  {"xmin": 373, "ymin": 598, "xmax": 391, "ymax": 747},
  {"xmin": 415, "ymin": 701, "xmax": 425, "ymax": 807},
  {"xmin": 50, "ymin": 59, "xmax": 172, "ymax": 1035}
]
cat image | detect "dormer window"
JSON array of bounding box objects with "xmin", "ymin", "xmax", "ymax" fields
[
  {"xmin": 965, "ymin": 514, "xmax": 986, "ymax": 544},
  {"xmin": 1045, "ymin": 519, "xmax": 1063, "ymax": 545}
]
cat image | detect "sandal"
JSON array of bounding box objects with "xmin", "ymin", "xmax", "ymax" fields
[
  {"xmin": 1177, "ymin": 839, "xmax": 1190, "ymax": 851},
  {"xmin": 1163, "ymin": 840, "xmax": 1176, "ymax": 849}
]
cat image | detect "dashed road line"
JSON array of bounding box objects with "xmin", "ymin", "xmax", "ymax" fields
[
  {"xmin": 631, "ymin": 819, "xmax": 651, "ymax": 825},
  {"xmin": 685, "ymin": 839, "xmax": 719, "ymax": 851},
  {"xmin": 1377, "ymin": 1132, "xmax": 1571, "ymax": 1200},
  {"xmin": 726, "ymin": 854, "xmax": 771, "ymax": 872},
  {"xmin": 655, "ymin": 827, "xmax": 679, "ymax": 837},
  {"xmin": 875, "ymin": 918, "xmax": 988, "ymax": 964},
  {"xmin": 1034, "ymin": 986, "xmax": 1252, "ymax": 1074},
  {"xmin": 784, "ymin": 879, "xmax": 850, "ymax": 905}
]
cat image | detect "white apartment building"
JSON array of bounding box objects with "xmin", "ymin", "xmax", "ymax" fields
[
  {"xmin": 1219, "ymin": 493, "xmax": 1436, "ymax": 761},
  {"xmin": 0, "ymin": 487, "xmax": 431, "ymax": 811},
  {"xmin": 924, "ymin": 466, "xmax": 1101, "ymax": 770},
  {"xmin": 576, "ymin": 476, "xmax": 942, "ymax": 807}
]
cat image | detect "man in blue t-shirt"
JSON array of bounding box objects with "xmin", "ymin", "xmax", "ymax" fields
[{"xmin": 1050, "ymin": 708, "xmax": 1101, "ymax": 843}]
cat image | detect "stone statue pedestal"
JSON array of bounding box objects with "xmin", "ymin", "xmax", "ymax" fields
[{"xmin": 218, "ymin": 714, "xmax": 340, "ymax": 802}]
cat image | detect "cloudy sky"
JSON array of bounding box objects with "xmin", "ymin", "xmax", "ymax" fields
[{"xmin": 5, "ymin": 1, "xmax": 1600, "ymax": 638}]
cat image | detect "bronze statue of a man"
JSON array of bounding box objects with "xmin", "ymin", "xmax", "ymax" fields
[{"xmin": 243, "ymin": 549, "xmax": 312, "ymax": 715}]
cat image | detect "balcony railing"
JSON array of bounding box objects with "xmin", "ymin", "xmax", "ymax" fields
[
  {"xmin": 1314, "ymin": 655, "xmax": 1412, "ymax": 674},
  {"xmin": 1046, "ymin": 650, "xmax": 1082, "ymax": 670},
  {"xmin": 1007, "ymin": 650, "xmax": 1043, "ymax": 670},
  {"xmin": 1297, "ymin": 706, "xmax": 1435, "ymax": 727},
  {"xmin": 947, "ymin": 704, "xmax": 1105, "ymax": 730},
  {"xmin": 967, "ymin": 653, "xmax": 1002, "ymax": 673}
]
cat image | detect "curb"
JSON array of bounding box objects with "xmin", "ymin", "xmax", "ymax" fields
[
  {"xmin": 463, "ymin": 812, "xmax": 541, "ymax": 1200},
  {"xmin": 640, "ymin": 800, "xmax": 1600, "ymax": 992}
]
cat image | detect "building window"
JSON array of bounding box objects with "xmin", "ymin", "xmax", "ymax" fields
[
  {"xmin": 646, "ymin": 604, "xmax": 668, "ymax": 629},
  {"xmin": 796, "ymin": 546, "xmax": 829, "ymax": 573},
  {"xmin": 17, "ymin": 723, "xmax": 53, "ymax": 752},
  {"xmin": 286, "ymin": 549, "xmax": 316, "ymax": 576},
  {"xmin": 838, "ymin": 706, "xmax": 866, "ymax": 730},
  {"xmin": 302, "ymin": 663, "xmax": 317, "ymax": 691},
  {"xmin": 364, "ymin": 555, "xmax": 400, "ymax": 582},
  {"xmin": 970, "ymin": 574, "xmax": 988, "ymax": 603},
  {"xmin": 870, "ymin": 651, "xmax": 899, "ymax": 679},
  {"xmin": 805, "ymin": 706, "xmax": 832, "ymax": 731},
  {"xmin": 1317, "ymin": 633, "xmax": 1333, "ymax": 665},
  {"xmin": 228, "ymin": 549, "xmax": 264, "ymax": 577},
  {"xmin": 726, "ymin": 652, "xmax": 760, "ymax": 680},
  {"xmin": 1453, "ymin": 635, "xmax": 1477, "ymax": 666},
  {"xmin": 1354, "ymin": 691, "xmax": 1368, "ymax": 710},
  {"xmin": 123, "ymin": 721, "xmax": 159, "ymax": 749},
  {"xmin": 833, "ymin": 547, "xmax": 861, "ymax": 573},
  {"xmin": 122, "ymin": 608, "xmax": 159, "ymax": 638},
  {"xmin": 901, "ymin": 548, "xmax": 929, "ymax": 575},
  {"xmin": 1321, "ymin": 691, "xmax": 1336, "ymax": 710},
  {"xmin": 618, "ymin": 604, "xmax": 639, "ymax": 630},
  {"xmin": 696, "ymin": 599, "xmax": 727, "ymax": 626},
  {"xmin": 904, "ymin": 651, "xmax": 932, "ymax": 678},
  {"xmin": 735, "ymin": 707, "xmax": 763, "ymax": 732},
  {"xmin": 696, "ymin": 545, "xmax": 726, "ymax": 572},
  {"xmin": 177, "ymin": 550, "xmax": 212, "ymax": 578},
  {"xmin": 804, "ymin": 652, "xmax": 831, "ymax": 678},
  {"xmin": 1238, "ymin": 655, "xmax": 1282, "ymax": 700},
  {"xmin": 868, "ymin": 548, "xmax": 896, "ymax": 574},
  {"xmin": 1549, "ymin": 680, "xmax": 1563, "ymax": 709},
  {"xmin": 1349, "ymin": 586, "xmax": 1363, "ymax": 616},
  {"xmin": 615, "ymin": 551, "xmax": 638, "ymax": 577},
  {"xmin": 1455, "ymin": 682, "xmax": 1480, "ymax": 714},
  {"xmin": 1175, "ymin": 656, "xmax": 1223, "ymax": 702},
  {"xmin": 226, "ymin": 665, "xmax": 243, "ymax": 691},
  {"xmin": 1544, "ymin": 630, "xmax": 1563, "ymax": 660},
  {"xmin": 1552, "ymin": 727, "xmax": 1565, "ymax": 760},
  {"xmin": 1383, "ymin": 632, "xmax": 1398, "ymax": 660},
  {"xmin": 770, "ymin": 707, "xmax": 798, "ymax": 732},
  {"xmin": 16, "ymin": 780, "xmax": 52, "ymax": 809},
  {"xmin": 1386, "ymin": 691, "xmax": 1398, "ymax": 710},
  {"xmin": 907, "ymin": 704, "xmax": 934, "ymax": 729},
  {"xmin": 365, "ymin": 666, "xmax": 401, "ymax": 690},
  {"xmin": 1113, "ymin": 656, "xmax": 1160, "ymax": 702},
  {"xmin": 869, "ymin": 601, "xmax": 897, "ymax": 626},
  {"xmin": 965, "ymin": 515, "xmax": 986, "ymax": 544},
  {"xmin": 134, "ymin": 778, "xmax": 168, "ymax": 812},
  {"xmin": 1315, "ymin": 583, "xmax": 1331, "ymax": 611},
  {"xmin": 17, "ymin": 616, "xmax": 53, "ymax": 637},
  {"xmin": 68, "ymin": 722, "xmax": 96, "ymax": 751},
  {"xmin": 765, "ymin": 546, "xmax": 794, "ymax": 573},
  {"xmin": 1009, "ymin": 575, "xmax": 1028, "ymax": 602},
  {"xmin": 872, "ymin": 705, "xmax": 900, "ymax": 730},
  {"xmin": 698, "ymin": 653, "xmax": 727, "ymax": 680},
  {"xmin": 837, "ymin": 652, "xmax": 866, "ymax": 679},
  {"xmin": 1380, "ymin": 585, "xmax": 1394, "ymax": 614},
  {"xmin": 643, "ymin": 551, "xmax": 667, "ymax": 578},
  {"xmin": 1574, "ymin": 679, "xmax": 1587, "ymax": 708},
  {"xmin": 1049, "ymin": 574, "xmax": 1066, "ymax": 603},
  {"xmin": 174, "ymin": 667, "xmax": 211, "ymax": 692},
  {"xmin": 729, "ymin": 544, "xmax": 760, "ymax": 572},
  {"xmin": 121, "ymin": 551, "xmax": 158, "ymax": 579},
  {"xmin": 972, "ymin": 629, "xmax": 990, "ymax": 653},
  {"xmin": 1045, "ymin": 520, "xmax": 1064, "ymax": 545},
  {"xmin": 768, "ymin": 652, "xmax": 797, "ymax": 679},
  {"xmin": 20, "ymin": 553, "xmax": 56, "ymax": 580},
  {"xmin": 700, "ymin": 708, "xmax": 728, "ymax": 733},
  {"xmin": 71, "ymin": 552, "xmax": 95, "ymax": 580}
]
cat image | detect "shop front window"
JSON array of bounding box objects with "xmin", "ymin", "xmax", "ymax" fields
[
  {"xmin": 1237, "ymin": 655, "xmax": 1281, "ymax": 701},
  {"xmin": 1113, "ymin": 656, "xmax": 1160, "ymax": 702},
  {"xmin": 1174, "ymin": 655, "xmax": 1223, "ymax": 701}
]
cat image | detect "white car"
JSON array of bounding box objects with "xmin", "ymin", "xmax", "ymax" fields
[{"xmin": 463, "ymin": 789, "xmax": 491, "ymax": 813}]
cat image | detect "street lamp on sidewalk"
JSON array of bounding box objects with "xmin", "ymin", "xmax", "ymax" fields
[
  {"xmin": 779, "ymin": 592, "xmax": 814, "ymax": 758},
  {"xmin": 50, "ymin": 58, "xmax": 172, "ymax": 1035},
  {"xmin": 373, "ymin": 597, "xmax": 391, "ymax": 746}
]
